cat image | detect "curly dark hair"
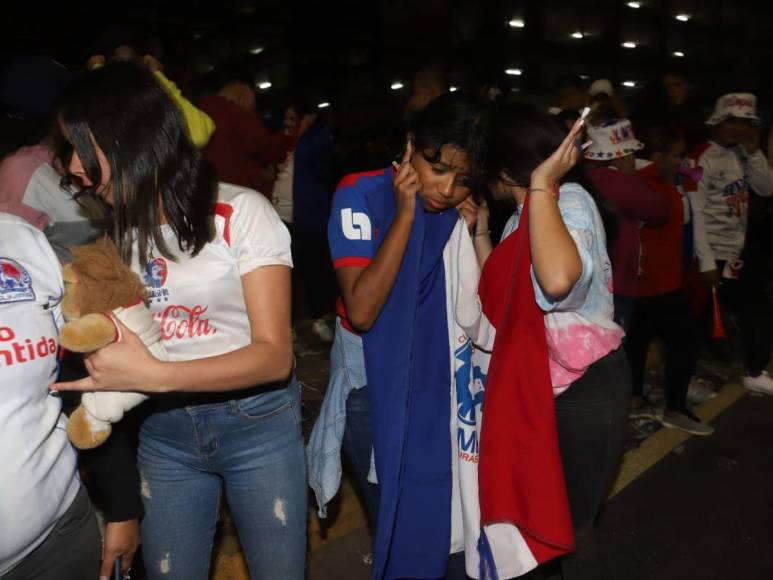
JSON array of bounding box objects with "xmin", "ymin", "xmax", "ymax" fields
[{"xmin": 406, "ymin": 91, "xmax": 491, "ymax": 195}]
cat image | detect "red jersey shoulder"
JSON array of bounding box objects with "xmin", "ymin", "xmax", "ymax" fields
[
  {"xmin": 336, "ymin": 168, "xmax": 389, "ymax": 191},
  {"xmin": 214, "ymin": 184, "xmax": 277, "ymax": 246},
  {"xmin": 215, "ymin": 202, "xmax": 234, "ymax": 246}
]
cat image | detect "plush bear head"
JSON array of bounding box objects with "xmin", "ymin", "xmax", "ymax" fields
[{"xmin": 62, "ymin": 237, "xmax": 147, "ymax": 321}]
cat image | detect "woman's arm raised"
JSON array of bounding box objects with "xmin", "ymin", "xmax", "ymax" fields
[{"xmin": 528, "ymin": 119, "xmax": 585, "ymax": 300}]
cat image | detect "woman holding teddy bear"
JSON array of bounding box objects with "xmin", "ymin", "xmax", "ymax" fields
[{"xmin": 52, "ymin": 62, "xmax": 306, "ymax": 580}]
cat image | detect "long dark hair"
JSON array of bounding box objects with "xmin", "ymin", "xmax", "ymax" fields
[
  {"xmin": 55, "ymin": 61, "xmax": 217, "ymax": 266},
  {"xmin": 406, "ymin": 91, "xmax": 490, "ymax": 194},
  {"xmin": 486, "ymin": 102, "xmax": 618, "ymax": 245}
]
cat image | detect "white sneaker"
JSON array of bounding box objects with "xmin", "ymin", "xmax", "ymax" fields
[
  {"xmin": 687, "ymin": 378, "xmax": 718, "ymax": 404},
  {"xmin": 661, "ymin": 412, "xmax": 715, "ymax": 436},
  {"xmin": 311, "ymin": 318, "xmax": 334, "ymax": 342},
  {"xmin": 743, "ymin": 371, "xmax": 773, "ymax": 395}
]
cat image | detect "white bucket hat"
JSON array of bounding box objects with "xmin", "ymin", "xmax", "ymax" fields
[
  {"xmin": 584, "ymin": 119, "xmax": 644, "ymax": 161},
  {"xmin": 706, "ymin": 93, "xmax": 761, "ymax": 125},
  {"xmin": 589, "ymin": 79, "xmax": 614, "ymax": 98}
]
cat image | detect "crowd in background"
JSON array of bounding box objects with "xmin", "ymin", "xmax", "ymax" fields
[{"xmin": 2, "ymin": 31, "xmax": 773, "ymax": 580}]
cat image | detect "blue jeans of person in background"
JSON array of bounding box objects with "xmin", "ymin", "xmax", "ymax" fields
[
  {"xmin": 342, "ymin": 385, "xmax": 380, "ymax": 532},
  {"xmin": 137, "ymin": 379, "xmax": 307, "ymax": 580}
]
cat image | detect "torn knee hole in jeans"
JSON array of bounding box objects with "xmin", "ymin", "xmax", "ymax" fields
[
  {"xmin": 159, "ymin": 552, "xmax": 171, "ymax": 574},
  {"xmin": 273, "ymin": 498, "xmax": 287, "ymax": 526},
  {"xmin": 140, "ymin": 471, "xmax": 152, "ymax": 499}
]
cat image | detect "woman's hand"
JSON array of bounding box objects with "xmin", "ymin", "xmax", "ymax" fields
[
  {"xmin": 52, "ymin": 319, "xmax": 166, "ymax": 393},
  {"xmin": 456, "ymin": 197, "xmax": 489, "ymax": 235},
  {"xmin": 530, "ymin": 117, "xmax": 585, "ymax": 190},
  {"xmin": 456, "ymin": 197, "xmax": 479, "ymax": 232},
  {"xmin": 392, "ymin": 141, "xmax": 420, "ymax": 219},
  {"xmin": 100, "ymin": 519, "xmax": 140, "ymax": 580}
]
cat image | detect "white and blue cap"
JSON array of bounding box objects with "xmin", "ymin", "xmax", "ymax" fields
[{"xmin": 584, "ymin": 118, "xmax": 645, "ymax": 161}]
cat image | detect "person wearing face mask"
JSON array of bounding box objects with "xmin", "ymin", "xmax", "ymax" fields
[
  {"xmin": 51, "ymin": 61, "xmax": 305, "ymax": 580},
  {"xmin": 626, "ymin": 126, "xmax": 714, "ymax": 435},
  {"xmin": 683, "ymin": 93, "xmax": 773, "ymax": 395},
  {"xmin": 308, "ymin": 92, "xmax": 492, "ymax": 579}
]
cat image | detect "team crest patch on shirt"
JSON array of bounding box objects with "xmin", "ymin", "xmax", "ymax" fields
[
  {"xmin": 144, "ymin": 257, "xmax": 168, "ymax": 288},
  {"xmin": 341, "ymin": 208, "xmax": 372, "ymax": 241},
  {"xmin": 144, "ymin": 257, "xmax": 171, "ymax": 303},
  {"xmin": 0, "ymin": 258, "xmax": 35, "ymax": 304}
]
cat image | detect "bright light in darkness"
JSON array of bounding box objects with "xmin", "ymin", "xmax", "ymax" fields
[
  {"xmin": 623, "ymin": 81, "xmax": 637, "ymax": 88},
  {"xmin": 627, "ymin": 2, "xmax": 641, "ymax": 8},
  {"xmin": 390, "ymin": 82, "xmax": 404, "ymax": 90},
  {"xmin": 318, "ymin": 102, "xmax": 330, "ymax": 109},
  {"xmin": 622, "ymin": 42, "xmax": 637, "ymax": 48},
  {"xmin": 508, "ymin": 19, "xmax": 525, "ymax": 28},
  {"xmin": 571, "ymin": 31, "xmax": 584, "ymax": 39},
  {"xmin": 675, "ymin": 14, "xmax": 690, "ymax": 22},
  {"xmin": 257, "ymin": 81, "xmax": 272, "ymax": 90},
  {"xmin": 505, "ymin": 68, "xmax": 523, "ymax": 76}
]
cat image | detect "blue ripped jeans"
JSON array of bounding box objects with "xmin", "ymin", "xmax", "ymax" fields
[{"xmin": 137, "ymin": 380, "xmax": 307, "ymax": 580}]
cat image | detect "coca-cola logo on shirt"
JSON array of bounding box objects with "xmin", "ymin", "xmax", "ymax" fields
[{"xmin": 155, "ymin": 304, "xmax": 218, "ymax": 341}]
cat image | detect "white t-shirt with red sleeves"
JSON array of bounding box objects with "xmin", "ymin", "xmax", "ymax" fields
[
  {"xmin": 0, "ymin": 213, "xmax": 80, "ymax": 576},
  {"xmin": 130, "ymin": 183, "xmax": 293, "ymax": 363}
]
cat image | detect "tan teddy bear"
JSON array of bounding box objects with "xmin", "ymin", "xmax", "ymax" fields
[{"xmin": 60, "ymin": 237, "xmax": 167, "ymax": 449}]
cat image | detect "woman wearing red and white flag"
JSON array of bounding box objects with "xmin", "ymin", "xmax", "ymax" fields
[{"xmin": 467, "ymin": 103, "xmax": 630, "ymax": 579}]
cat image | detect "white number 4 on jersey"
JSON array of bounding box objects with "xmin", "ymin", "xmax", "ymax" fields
[{"xmin": 341, "ymin": 208, "xmax": 372, "ymax": 241}]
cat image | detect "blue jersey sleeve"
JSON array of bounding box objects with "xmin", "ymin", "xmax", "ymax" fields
[{"xmin": 328, "ymin": 175, "xmax": 376, "ymax": 269}]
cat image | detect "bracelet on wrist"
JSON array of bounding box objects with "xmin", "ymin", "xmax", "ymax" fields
[
  {"xmin": 528, "ymin": 187, "xmax": 557, "ymax": 198},
  {"xmin": 474, "ymin": 229, "xmax": 491, "ymax": 237}
]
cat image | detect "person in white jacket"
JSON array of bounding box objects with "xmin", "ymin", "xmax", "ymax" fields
[{"xmin": 684, "ymin": 93, "xmax": 773, "ymax": 394}]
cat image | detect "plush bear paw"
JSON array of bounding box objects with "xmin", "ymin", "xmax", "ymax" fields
[
  {"xmin": 66, "ymin": 405, "xmax": 112, "ymax": 450},
  {"xmin": 60, "ymin": 313, "xmax": 117, "ymax": 353}
]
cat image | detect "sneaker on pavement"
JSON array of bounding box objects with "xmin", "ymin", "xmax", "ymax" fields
[
  {"xmin": 629, "ymin": 403, "xmax": 658, "ymax": 420},
  {"xmin": 743, "ymin": 371, "xmax": 773, "ymax": 395},
  {"xmin": 661, "ymin": 412, "xmax": 715, "ymax": 436},
  {"xmin": 687, "ymin": 378, "xmax": 718, "ymax": 404},
  {"xmin": 311, "ymin": 318, "xmax": 334, "ymax": 342}
]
